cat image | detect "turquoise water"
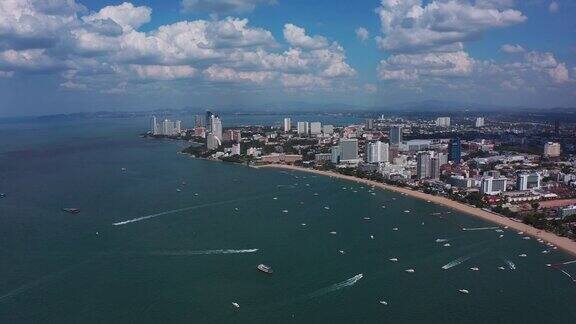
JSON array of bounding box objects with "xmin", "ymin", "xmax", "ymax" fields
[{"xmin": 0, "ymin": 117, "xmax": 575, "ymax": 323}]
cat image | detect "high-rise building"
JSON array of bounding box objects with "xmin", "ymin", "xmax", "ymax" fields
[
  {"xmin": 174, "ymin": 120, "xmax": 181, "ymax": 134},
  {"xmin": 297, "ymin": 122, "xmax": 309, "ymax": 136},
  {"xmin": 207, "ymin": 133, "xmax": 221, "ymax": 150},
  {"xmin": 430, "ymin": 156, "xmax": 441, "ymax": 179},
  {"xmin": 205, "ymin": 111, "xmax": 214, "ymax": 131},
  {"xmin": 436, "ymin": 117, "xmax": 451, "ymax": 127},
  {"xmin": 365, "ymin": 118, "xmax": 374, "ymax": 130},
  {"xmin": 448, "ymin": 138, "xmax": 462, "ymax": 164},
  {"xmin": 366, "ymin": 141, "xmax": 389, "ymax": 163},
  {"xmin": 210, "ymin": 115, "xmax": 222, "ymax": 140},
  {"xmin": 475, "ymin": 117, "xmax": 485, "ymax": 128},
  {"xmin": 339, "ymin": 139, "xmax": 358, "ymax": 162},
  {"xmin": 151, "ymin": 116, "xmax": 159, "ymax": 135},
  {"xmin": 437, "ymin": 152, "xmax": 448, "ymax": 166},
  {"xmin": 416, "ymin": 152, "xmax": 431, "ymax": 179},
  {"xmin": 322, "ymin": 125, "xmax": 334, "ymax": 135},
  {"xmin": 481, "ymin": 177, "xmax": 507, "ymax": 195},
  {"xmin": 310, "ymin": 122, "xmax": 322, "ymax": 135},
  {"xmin": 517, "ymin": 173, "xmax": 541, "ymax": 190},
  {"xmin": 283, "ymin": 118, "xmax": 291, "ymax": 132},
  {"xmin": 389, "ymin": 125, "xmax": 402, "ymax": 146},
  {"xmin": 331, "ymin": 146, "xmax": 341, "ymax": 164},
  {"xmin": 554, "ymin": 119, "xmax": 560, "ymax": 135},
  {"xmin": 543, "ymin": 142, "xmax": 561, "ymax": 157}
]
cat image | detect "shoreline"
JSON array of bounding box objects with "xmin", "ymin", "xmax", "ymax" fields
[{"xmin": 258, "ymin": 164, "xmax": 576, "ymax": 257}]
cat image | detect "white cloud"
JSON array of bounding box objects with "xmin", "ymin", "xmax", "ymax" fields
[
  {"xmin": 500, "ymin": 44, "xmax": 525, "ymax": 54},
  {"xmin": 181, "ymin": 0, "xmax": 275, "ymax": 14},
  {"xmin": 83, "ymin": 2, "xmax": 151, "ymax": 31},
  {"xmin": 549, "ymin": 1, "xmax": 559, "ymax": 13},
  {"xmin": 549, "ymin": 63, "xmax": 569, "ymax": 83},
  {"xmin": 355, "ymin": 27, "xmax": 369, "ymax": 42},
  {"xmin": 203, "ymin": 65, "xmax": 274, "ymax": 83},
  {"xmin": 60, "ymin": 80, "xmax": 87, "ymax": 90},
  {"xmin": 283, "ymin": 24, "xmax": 329, "ymax": 50},
  {"xmin": 378, "ymin": 51, "xmax": 474, "ymax": 80},
  {"xmin": 375, "ymin": 0, "xmax": 526, "ymax": 53}
]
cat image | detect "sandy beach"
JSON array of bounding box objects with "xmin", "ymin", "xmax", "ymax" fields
[{"xmin": 259, "ymin": 164, "xmax": 576, "ymax": 257}]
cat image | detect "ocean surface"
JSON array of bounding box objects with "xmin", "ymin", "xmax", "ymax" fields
[{"xmin": 1, "ymin": 116, "xmax": 575, "ymax": 323}]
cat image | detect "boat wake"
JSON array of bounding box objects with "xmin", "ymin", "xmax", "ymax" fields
[
  {"xmin": 462, "ymin": 227, "xmax": 500, "ymax": 231},
  {"xmin": 147, "ymin": 249, "xmax": 259, "ymax": 256},
  {"xmin": 309, "ymin": 274, "xmax": 363, "ymax": 298},
  {"xmin": 442, "ymin": 256, "xmax": 471, "ymax": 270},
  {"xmin": 112, "ymin": 196, "xmax": 266, "ymax": 226}
]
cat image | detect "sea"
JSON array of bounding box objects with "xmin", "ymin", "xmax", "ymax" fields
[{"xmin": 0, "ymin": 116, "xmax": 575, "ymax": 323}]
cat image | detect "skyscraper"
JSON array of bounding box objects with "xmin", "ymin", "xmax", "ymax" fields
[
  {"xmin": 195, "ymin": 115, "xmax": 204, "ymax": 128},
  {"xmin": 366, "ymin": 141, "xmax": 389, "ymax": 163},
  {"xmin": 389, "ymin": 125, "xmax": 402, "ymax": 146},
  {"xmin": 517, "ymin": 173, "xmax": 541, "ymax": 190},
  {"xmin": 210, "ymin": 115, "xmax": 222, "ymax": 140},
  {"xmin": 205, "ymin": 110, "xmax": 214, "ymax": 131},
  {"xmin": 151, "ymin": 116, "xmax": 159, "ymax": 135},
  {"xmin": 339, "ymin": 139, "xmax": 358, "ymax": 162},
  {"xmin": 417, "ymin": 152, "xmax": 431, "ymax": 179},
  {"xmin": 297, "ymin": 122, "xmax": 309, "ymax": 136},
  {"xmin": 430, "ymin": 156, "xmax": 440, "ymax": 179},
  {"xmin": 283, "ymin": 118, "xmax": 291, "ymax": 132},
  {"xmin": 448, "ymin": 138, "xmax": 462, "ymax": 164}
]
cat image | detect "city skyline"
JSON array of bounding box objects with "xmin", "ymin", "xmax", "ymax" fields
[{"xmin": 1, "ymin": 0, "xmax": 575, "ymax": 117}]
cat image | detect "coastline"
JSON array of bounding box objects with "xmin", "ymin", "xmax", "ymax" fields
[{"xmin": 258, "ymin": 164, "xmax": 576, "ymax": 257}]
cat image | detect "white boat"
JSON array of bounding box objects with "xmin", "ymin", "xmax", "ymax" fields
[
  {"xmin": 176, "ymin": 188, "xmax": 181, "ymax": 192},
  {"xmin": 392, "ymin": 227, "xmax": 399, "ymax": 231},
  {"xmin": 364, "ymin": 217, "xmax": 371, "ymax": 220},
  {"xmin": 470, "ymin": 267, "xmax": 479, "ymax": 271},
  {"xmin": 517, "ymin": 231, "xmax": 524, "ymax": 235},
  {"xmin": 339, "ymin": 250, "xmax": 345, "ymax": 254},
  {"xmin": 498, "ymin": 266, "xmax": 506, "ymax": 270},
  {"xmin": 273, "ymin": 197, "xmax": 278, "ymax": 200},
  {"xmin": 541, "ymin": 250, "xmax": 550, "ymax": 254},
  {"xmin": 523, "ymin": 237, "xmax": 531, "ymax": 240},
  {"xmin": 282, "ymin": 210, "xmax": 289, "ymax": 213},
  {"xmin": 370, "ymin": 235, "xmax": 375, "ymax": 240},
  {"xmin": 313, "ymin": 193, "xmax": 319, "ymax": 196},
  {"xmin": 499, "ymin": 235, "xmax": 504, "ymax": 238},
  {"xmin": 443, "ymin": 243, "xmax": 451, "ymax": 247},
  {"xmin": 458, "ymin": 289, "xmax": 469, "ymax": 294},
  {"xmin": 232, "ymin": 302, "xmax": 240, "ymax": 308},
  {"xmin": 518, "ymin": 253, "xmax": 527, "ymax": 257},
  {"xmin": 301, "ymin": 223, "xmax": 306, "ymax": 226},
  {"xmin": 404, "ymin": 210, "xmax": 410, "ymax": 213},
  {"xmin": 389, "ymin": 258, "xmax": 398, "ymax": 262},
  {"xmin": 324, "ymin": 206, "xmax": 330, "ymax": 210},
  {"xmin": 330, "ymin": 231, "xmax": 337, "ymax": 235},
  {"xmin": 405, "ymin": 268, "xmax": 415, "ymax": 273},
  {"xmin": 379, "ymin": 300, "xmax": 388, "ymax": 305}
]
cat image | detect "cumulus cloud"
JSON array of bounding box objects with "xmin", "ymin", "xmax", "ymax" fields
[
  {"xmin": 0, "ymin": 1, "xmax": 356, "ymax": 94},
  {"xmin": 375, "ymin": 0, "xmax": 526, "ymax": 54},
  {"xmin": 355, "ymin": 27, "xmax": 369, "ymax": 42},
  {"xmin": 500, "ymin": 44, "xmax": 525, "ymax": 54},
  {"xmin": 181, "ymin": 0, "xmax": 275, "ymax": 14},
  {"xmin": 378, "ymin": 51, "xmax": 474, "ymax": 80},
  {"xmin": 283, "ymin": 24, "xmax": 329, "ymax": 50}
]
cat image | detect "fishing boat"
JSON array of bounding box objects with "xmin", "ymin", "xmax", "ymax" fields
[{"xmin": 257, "ymin": 264, "xmax": 273, "ymax": 274}]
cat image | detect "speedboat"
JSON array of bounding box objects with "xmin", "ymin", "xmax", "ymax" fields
[
  {"xmin": 232, "ymin": 302, "xmax": 240, "ymax": 308},
  {"xmin": 257, "ymin": 264, "xmax": 273, "ymax": 274},
  {"xmin": 389, "ymin": 258, "xmax": 398, "ymax": 262},
  {"xmin": 443, "ymin": 243, "xmax": 451, "ymax": 247},
  {"xmin": 498, "ymin": 266, "xmax": 506, "ymax": 270},
  {"xmin": 405, "ymin": 268, "xmax": 415, "ymax": 273},
  {"xmin": 392, "ymin": 227, "xmax": 399, "ymax": 231},
  {"xmin": 518, "ymin": 253, "xmax": 527, "ymax": 257},
  {"xmin": 379, "ymin": 300, "xmax": 388, "ymax": 305},
  {"xmin": 339, "ymin": 250, "xmax": 345, "ymax": 254},
  {"xmin": 470, "ymin": 267, "xmax": 479, "ymax": 271},
  {"xmin": 370, "ymin": 235, "xmax": 374, "ymax": 240},
  {"xmin": 458, "ymin": 289, "xmax": 469, "ymax": 294},
  {"xmin": 329, "ymin": 231, "xmax": 337, "ymax": 235}
]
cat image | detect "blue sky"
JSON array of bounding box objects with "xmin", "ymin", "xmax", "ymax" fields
[{"xmin": 0, "ymin": 0, "xmax": 575, "ymax": 117}]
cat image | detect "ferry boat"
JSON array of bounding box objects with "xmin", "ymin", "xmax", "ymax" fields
[{"xmin": 257, "ymin": 264, "xmax": 273, "ymax": 274}]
